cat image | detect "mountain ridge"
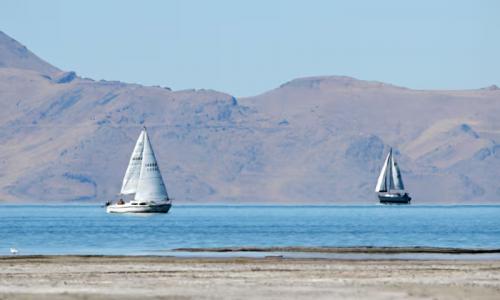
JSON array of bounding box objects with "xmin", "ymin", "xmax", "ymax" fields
[
  {"xmin": 0, "ymin": 31, "xmax": 60, "ymax": 75},
  {"xmin": 0, "ymin": 31, "xmax": 499, "ymax": 203}
]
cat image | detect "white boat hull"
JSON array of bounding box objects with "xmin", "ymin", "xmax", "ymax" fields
[{"xmin": 106, "ymin": 201, "xmax": 172, "ymax": 213}]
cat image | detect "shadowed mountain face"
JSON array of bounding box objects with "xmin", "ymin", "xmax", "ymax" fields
[{"xmin": 0, "ymin": 31, "xmax": 499, "ymax": 203}]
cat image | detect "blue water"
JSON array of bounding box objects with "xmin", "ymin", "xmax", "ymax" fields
[{"xmin": 0, "ymin": 205, "xmax": 499, "ymax": 255}]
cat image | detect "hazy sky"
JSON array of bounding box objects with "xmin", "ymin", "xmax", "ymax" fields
[{"xmin": 1, "ymin": 0, "xmax": 498, "ymax": 96}]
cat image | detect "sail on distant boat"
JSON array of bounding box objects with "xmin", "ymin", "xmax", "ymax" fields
[
  {"xmin": 375, "ymin": 148, "xmax": 411, "ymax": 204},
  {"xmin": 106, "ymin": 127, "xmax": 172, "ymax": 213}
]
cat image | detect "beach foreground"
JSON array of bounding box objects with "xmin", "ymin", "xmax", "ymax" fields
[{"xmin": 0, "ymin": 256, "xmax": 499, "ymax": 300}]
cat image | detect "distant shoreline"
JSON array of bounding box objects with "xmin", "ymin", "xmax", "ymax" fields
[
  {"xmin": 173, "ymin": 246, "xmax": 500, "ymax": 254},
  {"xmin": 2, "ymin": 246, "xmax": 500, "ymax": 261}
]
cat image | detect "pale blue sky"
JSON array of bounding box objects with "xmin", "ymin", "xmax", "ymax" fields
[{"xmin": 1, "ymin": 0, "xmax": 498, "ymax": 96}]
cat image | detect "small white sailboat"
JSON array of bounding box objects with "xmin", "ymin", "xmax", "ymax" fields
[
  {"xmin": 375, "ymin": 148, "xmax": 411, "ymax": 205},
  {"xmin": 107, "ymin": 127, "xmax": 172, "ymax": 213}
]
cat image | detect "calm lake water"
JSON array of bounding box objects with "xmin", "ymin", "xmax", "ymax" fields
[{"xmin": 0, "ymin": 205, "xmax": 499, "ymax": 256}]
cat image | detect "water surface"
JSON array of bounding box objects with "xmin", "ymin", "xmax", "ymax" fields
[{"xmin": 0, "ymin": 205, "xmax": 499, "ymax": 256}]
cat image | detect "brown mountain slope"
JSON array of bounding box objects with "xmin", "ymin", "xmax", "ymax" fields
[{"xmin": 0, "ymin": 32, "xmax": 499, "ymax": 203}]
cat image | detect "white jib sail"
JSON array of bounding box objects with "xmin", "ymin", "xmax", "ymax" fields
[
  {"xmin": 134, "ymin": 130, "xmax": 169, "ymax": 202},
  {"xmin": 375, "ymin": 151, "xmax": 391, "ymax": 192},
  {"xmin": 120, "ymin": 130, "xmax": 145, "ymax": 194},
  {"xmin": 390, "ymin": 155, "xmax": 405, "ymax": 190}
]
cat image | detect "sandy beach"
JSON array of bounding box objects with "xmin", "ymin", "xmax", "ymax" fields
[{"xmin": 0, "ymin": 256, "xmax": 499, "ymax": 300}]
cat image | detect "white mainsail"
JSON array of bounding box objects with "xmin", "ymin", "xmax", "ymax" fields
[
  {"xmin": 120, "ymin": 130, "xmax": 145, "ymax": 194},
  {"xmin": 375, "ymin": 148, "xmax": 405, "ymax": 193},
  {"xmin": 134, "ymin": 130, "xmax": 169, "ymax": 202},
  {"xmin": 390, "ymin": 155, "xmax": 405, "ymax": 190}
]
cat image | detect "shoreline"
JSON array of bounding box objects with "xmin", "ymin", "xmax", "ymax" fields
[
  {"xmin": 1, "ymin": 254, "xmax": 500, "ymax": 263},
  {"xmin": 3, "ymin": 246, "xmax": 500, "ymax": 261},
  {"xmin": 173, "ymin": 246, "xmax": 500, "ymax": 254}
]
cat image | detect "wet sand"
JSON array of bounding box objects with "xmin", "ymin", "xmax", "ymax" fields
[{"xmin": 1, "ymin": 256, "xmax": 500, "ymax": 299}]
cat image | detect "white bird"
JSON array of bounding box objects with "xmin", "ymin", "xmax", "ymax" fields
[{"xmin": 10, "ymin": 248, "xmax": 18, "ymax": 255}]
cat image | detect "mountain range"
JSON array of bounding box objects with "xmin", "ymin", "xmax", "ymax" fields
[{"xmin": 1, "ymin": 30, "xmax": 499, "ymax": 203}]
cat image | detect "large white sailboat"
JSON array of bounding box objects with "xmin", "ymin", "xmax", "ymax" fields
[
  {"xmin": 375, "ymin": 148, "xmax": 411, "ymax": 205},
  {"xmin": 106, "ymin": 127, "xmax": 172, "ymax": 213}
]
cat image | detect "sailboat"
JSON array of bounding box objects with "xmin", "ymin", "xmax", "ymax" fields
[
  {"xmin": 375, "ymin": 148, "xmax": 411, "ymax": 205},
  {"xmin": 106, "ymin": 127, "xmax": 172, "ymax": 213}
]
